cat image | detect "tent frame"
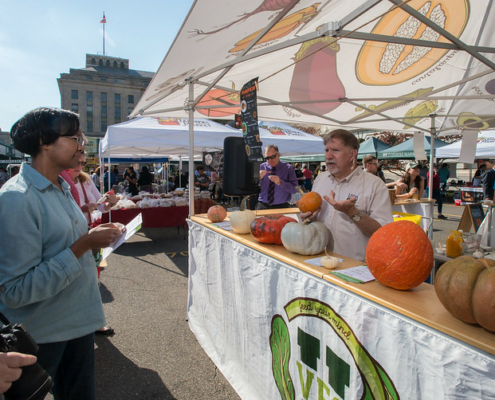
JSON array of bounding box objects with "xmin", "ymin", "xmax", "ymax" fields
[{"xmin": 132, "ymin": 0, "xmax": 495, "ymax": 212}]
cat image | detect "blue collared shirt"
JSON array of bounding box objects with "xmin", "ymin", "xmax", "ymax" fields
[
  {"xmin": 258, "ymin": 161, "xmax": 298, "ymax": 204},
  {"xmin": 0, "ymin": 164, "xmax": 105, "ymax": 343}
]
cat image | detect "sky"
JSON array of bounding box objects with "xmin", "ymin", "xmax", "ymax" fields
[{"xmin": 0, "ymin": 0, "xmax": 195, "ymax": 132}]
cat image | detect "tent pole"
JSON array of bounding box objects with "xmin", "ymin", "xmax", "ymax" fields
[
  {"xmin": 428, "ymin": 114, "xmax": 437, "ymax": 201},
  {"xmin": 188, "ymin": 79, "xmax": 195, "ymax": 216}
]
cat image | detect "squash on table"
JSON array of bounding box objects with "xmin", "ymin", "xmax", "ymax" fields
[
  {"xmin": 365, "ymin": 220, "xmax": 433, "ymax": 290},
  {"xmin": 250, "ymin": 214, "xmax": 297, "ymax": 245},
  {"xmin": 207, "ymin": 205, "xmax": 227, "ymax": 223},
  {"xmin": 434, "ymin": 256, "xmax": 495, "ymax": 332},
  {"xmin": 281, "ymin": 219, "xmax": 329, "ymax": 255},
  {"xmin": 229, "ymin": 196, "xmax": 256, "ymax": 234}
]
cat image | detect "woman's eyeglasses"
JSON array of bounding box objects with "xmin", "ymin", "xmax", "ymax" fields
[
  {"xmin": 265, "ymin": 153, "xmax": 279, "ymax": 160},
  {"xmin": 78, "ymin": 161, "xmax": 87, "ymax": 167},
  {"xmin": 62, "ymin": 135, "xmax": 87, "ymax": 147}
]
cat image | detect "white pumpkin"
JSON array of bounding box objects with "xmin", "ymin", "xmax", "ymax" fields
[
  {"xmin": 281, "ymin": 220, "xmax": 330, "ymax": 255},
  {"xmin": 229, "ymin": 196, "xmax": 256, "ymax": 234}
]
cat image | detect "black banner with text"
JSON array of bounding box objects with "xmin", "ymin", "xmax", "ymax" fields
[{"xmin": 240, "ymin": 78, "xmax": 263, "ymax": 162}]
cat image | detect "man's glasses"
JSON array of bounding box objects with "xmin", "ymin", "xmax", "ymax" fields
[
  {"xmin": 265, "ymin": 153, "xmax": 279, "ymax": 160},
  {"xmin": 62, "ymin": 135, "xmax": 86, "ymax": 147}
]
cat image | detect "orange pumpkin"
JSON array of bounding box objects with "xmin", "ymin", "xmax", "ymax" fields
[
  {"xmin": 434, "ymin": 256, "xmax": 495, "ymax": 332},
  {"xmin": 298, "ymin": 192, "xmax": 323, "ymax": 214},
  {"xmin": 207, "ymin": 205, "xmax": 227, "ymax": 223},
  {"xmin": 250, "ymin": 214, "xmax": 297, "ymax": 245},
  {"xmin": 365, "ymin": 220, "xmax": 433, "ymax": 290}
]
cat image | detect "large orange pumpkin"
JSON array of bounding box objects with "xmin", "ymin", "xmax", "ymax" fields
[
  {"xmin": 250, "ymin": 214, "xmax": 297, "ymax": 245},
  {"xmin": 434, "ymin": 256, "xmax": 495, "ymax": 332},
  {"xmin": 365, "ymin": 220, "xmax": 433, "ymax": 290},
  {"xmin": 297, "ymin": 192, "xmax": 323, "ymax": 214}
]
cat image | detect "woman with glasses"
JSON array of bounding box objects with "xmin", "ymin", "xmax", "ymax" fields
[{"xmin": 0, "ymin": 108, "xmax": 122, "ymax": 400}]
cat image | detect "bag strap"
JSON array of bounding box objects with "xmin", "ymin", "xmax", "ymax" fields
[{"xmin": 79, "ymin": 180, "xmax": 93, "ymax": 225}]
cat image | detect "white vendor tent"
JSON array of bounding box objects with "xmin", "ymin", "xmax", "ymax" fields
[
  {"xmin": 436, "ymin": 130, "xmax": 495, "ymax": 159},
  {"xmin": 129, "ymin": 0, "xmax": 495, "ymax": 211},
  {"xmin": 99, "ymin": 117, "xmax": 242, "ymax": 158},
  {"xmin": 99, "ymin": 117, "xmax": 324, "ymax": 158},
  {"xmin": 258, "ymin": 121, "xmax": 323, "ymax": 155}
]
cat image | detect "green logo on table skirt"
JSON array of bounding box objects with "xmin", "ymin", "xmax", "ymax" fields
[{"xmin": 269, "ymin": 298, "xmax": 400, "ymax": 400}]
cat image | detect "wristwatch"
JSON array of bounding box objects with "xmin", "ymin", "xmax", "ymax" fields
[{"xmin": 351, "ymin": 210, "xmax": 362, "ymax": 222}]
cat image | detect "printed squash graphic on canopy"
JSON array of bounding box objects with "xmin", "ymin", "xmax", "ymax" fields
[
  {"xmin": 196, "ymin": 87, "xmax": 240, "ymax": 118},
  {"xmin": 356, "ymin": 0, "xmax": 470, "ymax": 86},
  {"xmin": 289, "ymin": 37, "xmax": 345, "ymax": 115},
  {"xmin": 229, "ymin": 4, "xmax": 321, "ymax": 53}
]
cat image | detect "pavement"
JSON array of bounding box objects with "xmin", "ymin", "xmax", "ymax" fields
[{"xmin": 44, "ymin": 200, "xmax": 466, "ymax": 400}]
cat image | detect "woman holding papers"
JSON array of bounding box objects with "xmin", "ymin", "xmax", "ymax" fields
[{"xmin": 0, "ymin": 108, "xmax": 121, "ymax": 400}]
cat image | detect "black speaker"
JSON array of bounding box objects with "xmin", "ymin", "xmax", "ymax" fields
[{"xmin": 223, "ymin": 137, "xmax": 260, "ymax": 196}]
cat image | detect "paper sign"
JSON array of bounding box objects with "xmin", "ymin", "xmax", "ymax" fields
[
  {"xmin": 101, "ymin": 213, "xmax": 143, "ymax": 261},
  {"xmin": 212, "ymin": 221, "xmax": 233, "ymax": 231},
  {"xmin": 330, "ymin": 265, "xmax": 376, "ymax": 284}
]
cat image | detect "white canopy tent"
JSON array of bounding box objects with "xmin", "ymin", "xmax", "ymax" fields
[
  {"xmin": 100, "ymin": 117, "xmax": 241, "ymax": 158},
  {"xmin": 129, "ymin": 0, "xmax": 495, "ymax": 211},
  {"xmin": 436, "ymin": 130, "xmax": 495, "ymax": 159}
]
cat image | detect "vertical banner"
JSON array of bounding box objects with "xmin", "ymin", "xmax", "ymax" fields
[{"xmin": 240, "ymin": 78, "xmax": 264, "ymax": 162}]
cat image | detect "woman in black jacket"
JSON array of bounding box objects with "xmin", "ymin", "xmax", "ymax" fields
[{"xmin": 138, "ymin": 166, "xmax": 153, "ymax": 193}]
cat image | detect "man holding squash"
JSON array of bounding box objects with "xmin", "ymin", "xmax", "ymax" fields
[
  {"xmin": 257, "ymin": 145, "xmax": 298, "ymax": 209},
  {"xmin": 301, "ymin": 129, "xmax": 393, "ymax": 261}
]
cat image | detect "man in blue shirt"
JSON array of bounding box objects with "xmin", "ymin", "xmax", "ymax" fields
[{"xmin": 257, "ymin": 144, "xmax": 298, "ymax": 209}]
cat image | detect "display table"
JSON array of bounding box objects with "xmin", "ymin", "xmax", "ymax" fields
[
  {"xmin": 102, "ymin": 206, "xmax": 189, "ymax": 228},
  {"xmin": 188, "ymin": 210, "xmax": 495, "ymax": 399},
  {"xmin": 101, "ymin": 199, "xmax": 214, "ymax": 228}
]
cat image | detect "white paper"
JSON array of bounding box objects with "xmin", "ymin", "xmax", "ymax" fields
[
  {"xmin": 101, "ymin": 213, "xmax": 143, "ymax": 261},
  {"xmin": 458, "ymin": 129, "xmax": 478, "ymax": 164},
  {"xmin": 332, "ymin": 265, "xmax": 376, "ymax": 282},
  {"xmin": 413, "ymin": 132, "xmax": 427, "ymax": 161},
  {"xmin": 213, "ymin": 221, "xmax": 233, "ymax": 231}
]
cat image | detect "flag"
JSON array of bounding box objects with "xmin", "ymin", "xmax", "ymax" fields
[{"xmin": 100, "ymin": 14, "xmax": 106, "ymax": 24}]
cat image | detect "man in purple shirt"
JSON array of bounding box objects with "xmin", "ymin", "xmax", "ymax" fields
[{"xmin": 257, "ymin": 144, "xmax": 298, "ymax": 209}]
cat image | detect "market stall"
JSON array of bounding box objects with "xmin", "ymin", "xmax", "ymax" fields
[
  {"xmin": 102, "ymin": 198, "xmax": 213, "ymax": 228},
  {"xmin": 188, "ymin": 211, "xmax": 495, "ymax": 399},
  {"xmin": 188, "ymin": 210, "xmax": 495, "ymax": 399}
]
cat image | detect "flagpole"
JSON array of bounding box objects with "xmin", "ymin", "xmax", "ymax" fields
[{"xmin": 101, "ymin": 12, "xmax": 106, "ymax": 56}]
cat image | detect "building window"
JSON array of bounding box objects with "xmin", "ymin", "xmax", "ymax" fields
[
  {"xmin": 99, "ymin": 59, "xmax": 103, "ymax": 66},
  {"xmin": 128, "ymin": 95, "xmax": 134, "ymax": 104},
  {"xmin": 128, "ymin": 107, "xmax": 134, "ymax": 116},
  {"xmin": 86, "ymin": 91, "xmax": 93, "ymax": 133},
  {"xmin": 71, "ymin": 90, "xmax": 78, "ymax": 100},
  {"xmin": 120, "ymin": 62, "xmax": 125, "ymax": 69},
  {"xmin": 101, "ymin": 92, "xmax": 107, "ymax": 132},
  {"xmin": 100, "ymin": 77, "xmax": 107, "ymax": 82},
  {"xmin": 71, "ymin": 103, "xmax": 79, "ymax": 113},
  {"xmin": 115, "ymin": 94, "xmax": 121, "ymax": 123},
  {"xmin": 86, "ymin": 75, "xmax": 92, "ymax": 80},
  {"xmin": 106, "ymin": 60, "xmax": 110, "ymax": 67},
  {"xmin": 91, "ymin": 57, "xmax": 96, "ymax": 65},
  {"xmin": 113, "ymin": 61, "xmax": 117, "ymax": 68}
]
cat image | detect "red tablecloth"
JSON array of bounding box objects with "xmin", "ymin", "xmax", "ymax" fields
[
  {"xmin": 102, "ymin": 206, "xmax": 189, "ymax": 228},
  {"xmin": 101, "ymin": 199, "xmax": 214, "ymax": 228}
]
